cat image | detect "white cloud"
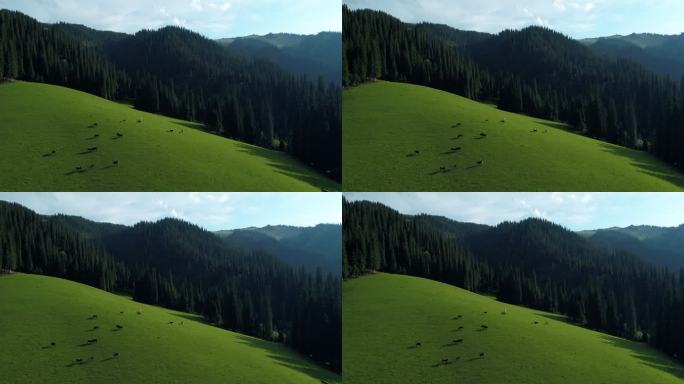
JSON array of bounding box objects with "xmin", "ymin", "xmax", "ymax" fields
[
  {"xmin": 344, "ymin": 0, "xmax": 684, "ymax": 38},
  {"xmin": 190, "ymin": 0, "xmax": 203, "ymax": 11},
  {"xmin": 0, "ymin": 193, "xmax": 341, "ymax": 231},
  {"xmin": 1, "ymin": 0, "xmax": 340, "ymax": 38}
]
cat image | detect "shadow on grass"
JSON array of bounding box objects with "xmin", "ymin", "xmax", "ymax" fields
[
  {"xmin": 233, "ymin": 334, "xmax": 338, "ymax": 382},
  {"xmin": 534, "ymin": 312, "xmax": 567, "ymax": 323},
  {"xmin": 599, "ymin": 335, "xmax": 684, "ymax": 380},
  {"xmin": 536, "ymin": 121, "xmax": 569, "ymax": 131},
  {"xmin": 234, "ymin": 142, "xmax": 339, "ymax": 191},
  {"xmin": 173, "ymin": 121, "xmax": 206, "ymax": 131},
  {"xmin": 596, "ymin": 143, "xmax": 684, "ymax": 189},
  {"xmin": 431, "ymin": 360, "xmax": 455, "ymax": 367}
]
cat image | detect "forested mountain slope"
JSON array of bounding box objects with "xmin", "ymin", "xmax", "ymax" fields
[
  {"xmin": 343, "ymin": 6, "xmax": 684, "ymax": 174},
  {"xmin": 343, "ymin": 199, "xmax": 684, "ymax": 365},
  {"xmin": 0, "ymin": 273, "xmax": 340, "ymax": 384},
  {"xmin": 0, "ymin": 9, "xmax": 340, "ymax": 180},
  {"xmin": 0, "ymin": 201, "xmax": 341, "ymax": 371}
]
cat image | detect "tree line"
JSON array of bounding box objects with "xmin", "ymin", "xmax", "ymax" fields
[
  {"xmin": 0, "ymin": 10, "xmax": 340, "ymax": 180},
  {"xmin": 343, "ymin": 6, "xmax": 684, "ymax": 172},
  {"xmin": 343, "ymin": 199, "xmax": 684, "ymax": 364},
  {"xmin": 0, "ymin": 201, "xmax": 340, "ymax": 372}
]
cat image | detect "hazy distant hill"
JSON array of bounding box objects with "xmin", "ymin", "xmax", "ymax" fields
[
  {"xmin": 217, "ymin": 32, "xmax": 341, "ymax": 85},
  {"xmin": 216, "ymin": 224, "xmax": 342, "ymax": 274},
  {"xmin": 581, "ymin": 33, "xmax": 684, "ymax": 79},
  {"xmin": 579, "ymin": 224, "xmax": 684, "ymax": 270}
]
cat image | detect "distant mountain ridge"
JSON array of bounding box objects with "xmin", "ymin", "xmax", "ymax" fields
[
  {"xmin": 217, "ymin": 32, "xmax": 341, "ymax": 85},
  {"xmin": 580, "ymin": 33, "xmax": 684, "ymax": 79},
  {"xmin": 215, "ymin": 224, "xmax": 342, "ymax": 275},
  {"xmin": 579, "ymin": 224, "xmax": 684, "ymax": 270}
]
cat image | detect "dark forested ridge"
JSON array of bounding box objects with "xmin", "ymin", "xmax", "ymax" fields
[
  {"xmin": 0, "ymin": 10, "xmax": 341, "ymax": 181},
  {"xmin": 218, "ymin": 32, "xmax": 342, "ymax": 86},
  {"xmin": 216, "ymin": 224, "xmax": 342, "ymax": 275},
  {"xmin": 582, "ymin": 33, "xmax": 684, "ymax": 79},
  {"xmin": 343, "ymin": 199, "xmax": 684, "ymax": 365},
  {"xmin": 580, "ymin": 225, "xmax": 684, "ymax": 271},
  {"xmin": 343, "ymin": 6, "xmax": 684, "ymax": 173},
  {"xmin": 0, "ymin": 201, "xmax": 341, "ymax": 372}
]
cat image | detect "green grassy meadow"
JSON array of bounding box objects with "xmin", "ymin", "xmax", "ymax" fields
[
  {"xmin": 0, "ymin": 273, "xmax": 340, "ymax": 384},
  {"xmin": 343, "ymin": 273, "xmax": 684, "ymax": 384},
  {"xmin": 0, "ymin": 81, "xmax": 338, "ymax": 191},
  {"xmin": 343, "ymin": 81, "xmax": 684, "ymax": 191}
]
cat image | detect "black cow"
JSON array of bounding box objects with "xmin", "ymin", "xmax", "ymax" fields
[
  {"xmin": 453, "ymin": 339, "xmax": 463, "ymax": 343},
  {"xmin": 479, "ymin": 352, "xmax": 486, "ymax": 357},
  {"xmin": 87, "ymin": 339, "xmax": 97, "ymax": 343},
  {"xmin": 480, "ymin": 133, "xmax": 487, "ymax": 137},
  {"xmin": 415, "ymin": 342, "xmax": 422, "ymax": 347},
  {"xmin": 116, "ymin": 325, "xmax": 123, "ymax": 329}
]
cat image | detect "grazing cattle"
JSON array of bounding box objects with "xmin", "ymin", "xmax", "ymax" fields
[
  {"xmin": 531, "ymin": 129, "xmax": 538, "ymax": 133},
  {"xmin": 414, "ymin": 150, "xmax": 420, "ymax": 154},
  {"xmin": 94, "ymin": 134, "xmax": 99, "ymax": 138},
  {"xmin": 87, "ymin": 147, "xmax": 97, "ymax": 151},
  {"xmin": 116, "ymin": 133, "xmax": 123, "ymax": 137},
  {"xmin": 116, "ymin": 325, "xmax": 123, "ymax": 329},
  {"xmin": 457, "ymin": 134, "xmax": 463, "ymax": 138},
  {"xmin": 458, "ymin": 326, "xmax": 464, "ymax": 330},
  {"xmin": 137, "ymin": 118, "xmax": 143, "ymax": 123},
  {"xmin": 169, "ymin": 129, "xmax": 174, "ymax": 133},
  {"xmin": 169, "ymin": 321, "xmax": 174, "ymax": 324},
  {"xmin": 477, "ymin": 160, "xmax": 483, "ymax": 165},
  {"xmin": 440, "ymin": 166, "xmax": 447, "ymax": 172},
  {"xmin": 533, "ymin": 321, "xmax": 539, "ymax": 324},
  {"xmin": 76, "ymin": 358, "xmax": 83, "ymax": 363},
  {"xmin": 451, "ymin": 147, "xmax": 462, "ymax": 151},
  {"xmin": 481, "ymin": 325, "xmax": 488, "ymax": 329},
  {"xmin": 51, "ymin": 150, "xmax": 56, "ymax": 154},
  {"xmin": 76, "ymin": 166, "xmax": 83, "ymax": 171},
  {"xmin": 480, "ymin": 352, "xmax": 485, "ymax": 357},
  {"xmin": 441, "ymin": 358, "xmax": 449, "ymax": 363},
  {"xmin": 415, "ymin": 342, "xmax": 422, "ymax": 347},
  {"xmin": 93, "ymin": 325, "xmax": 99, "ymax": 330},
  {"xmin": 87, "ymin": 339, "xmax": 97, "ymax": 343},
  {"xmin": 501, "ymin": 118, "xmax": 507, "ymax": 123},
  {"xmin": 480, "ymin": 133, "xmax": 487, "ymax": 137},
  {"xmin": 120, "ymin": 311, "xmax": 123, "ymax": 314},
  {"xmin": 113, "ymin": 160, "xmax": 119, "ymax": 166},
  {"xmin": 113, "ymin": 352, "xmax": 119, "ymax": 357},
  {"xmin": 50, "ymin": 342, "xmax": 56, "ymax": 346},
  {"xmin": 136, "ymin": 311, "xmax": 141, "ymax": 315},
  {"xmin": 453, "ymin": 339, "xmax": 463, "ymax": 343}
]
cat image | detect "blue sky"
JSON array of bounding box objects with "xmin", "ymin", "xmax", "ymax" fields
[
  {"xmin": 0, "ymin": 0, "xmax": 341, "ymax": 38},
  {"xmin": 344, "ymin": 0, "xmax": 684, "ymax": 38},
  {"xmin": 0, "ymin": 193, "xmax": 341, "ymax": 231},
  {"xmin": 345, "ymin": 193, "xmax": 684, "ymax": 231}
]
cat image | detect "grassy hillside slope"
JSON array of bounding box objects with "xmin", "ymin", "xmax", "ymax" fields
[
  {"xmin": 343, "ymin": 81, "xmax": 684, "ymax": 191},
  {"xmin": 0, "ymin": 81, "xmax": 338, "ymax": 191},
  {"xmin": 343, "ymin": 273, "xmax": 684, "ymax": 384},
  {"xmin": 0, "ymin": 273, "xmax": 340, "ymax": 384}
]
